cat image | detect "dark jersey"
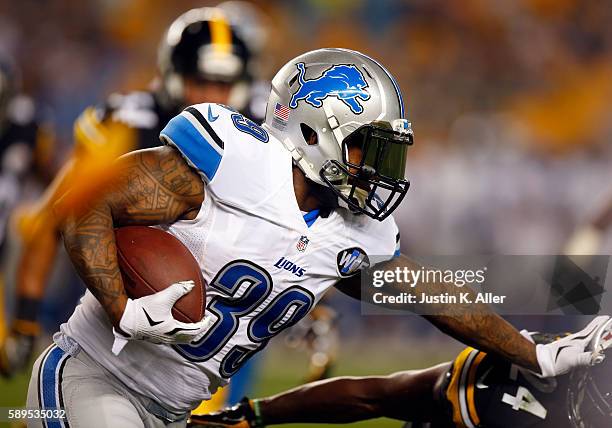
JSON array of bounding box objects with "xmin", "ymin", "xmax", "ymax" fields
[
  {"xmin": 443, "ymin": 334, "xmax": 576, "ymax": 428},
  {"xmin": 0, "ymin": 96, "xmax": 39, "ymax": 157},
  {"xmin": 73, "ymin": 87, "xmax": 266, "ymax": 155},
  {"xmin": 0, "ymin": 95, "xmax": 41, "ymax": 245},
  {"xmin": 73, "ymin": 90, "xmax": 180, "ymax": 156}
]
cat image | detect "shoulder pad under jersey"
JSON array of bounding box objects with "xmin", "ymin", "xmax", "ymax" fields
[
  {"xmin": 159, "ymin": 103, "xmax": 228, "ymax": 184},
  {"xmin": 159, "ymin": 103, "xmax": 279, "ymax": 208}
]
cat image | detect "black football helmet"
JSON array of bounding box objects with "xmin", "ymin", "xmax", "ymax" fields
[
  {"xmin": 158, "ymin": 7, "xmax": 251, "ymax": 105},
  {"xmin": 567, "ymin": 318, "xmax": 612, "ymax": 427}
]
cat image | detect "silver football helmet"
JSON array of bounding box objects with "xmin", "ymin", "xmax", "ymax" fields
[{"xmin": 263, "ymin": 48, "xmax": 413, "ymax": 221}]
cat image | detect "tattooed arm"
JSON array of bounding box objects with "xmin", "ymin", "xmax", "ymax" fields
[
  {"xmin": 346, "ymin": 255, "xmax": 540, "ymax": 372},
  {"xmin": 341, "ymin": 257, "xmax": 605, "ymax": 376},
  {"xmin": 61, "ymin": 146, "xmax": 204, "ymax": 327},
  {"xmin": 401, "ymin": 258, "xmax": 539, "ymax": 371}
]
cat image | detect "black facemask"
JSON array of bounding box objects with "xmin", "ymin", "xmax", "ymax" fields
[{"xmin": 319, "ymin": 121, "xmax": 413, "ymax": 221}]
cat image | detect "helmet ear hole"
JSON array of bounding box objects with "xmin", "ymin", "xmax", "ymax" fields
[{"xmin": 300, "ymin": 123, "xmax": 318, "ymax": 146}]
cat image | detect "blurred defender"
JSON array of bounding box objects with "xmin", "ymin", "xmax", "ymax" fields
[
  {"xmin": 190, "ymin": 318, "xmax": 612, "ymax": 428},
  {"xmin": 0, "ymin": 61, "xmax": 51, "ymax": 250},
  {"xmin": 0, "ymin": 60, "xmax": 52, "ymax": 375},
  {"xmin": 565, "ymin": 191, "xmax": 612, "ymax": 255},
  {"xmin": 0, "ymin": 7, "xmax": 255, "ymax": 377}
]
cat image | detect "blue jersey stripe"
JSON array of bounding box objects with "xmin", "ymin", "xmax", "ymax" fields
[{"xmin": 161, "ymin": 114, "xmax": 223, "ymax": 182}]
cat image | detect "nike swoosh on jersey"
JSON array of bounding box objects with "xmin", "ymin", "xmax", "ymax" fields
[
  {"xmin": 476, "ymin": 366, "xmax": 493, "ymax": 389},
  {"xmin": 208, "ymin": 105, "xmax": 219, "ymax": 122},
  {"xmin": 142, "ymin": 308, "xmax": 163, "ymax": 326}
]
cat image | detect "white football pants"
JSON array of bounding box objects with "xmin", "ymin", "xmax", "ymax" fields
[{"xmin": 26, "ymin": 336, "xmax": 188, "ymax": 428}]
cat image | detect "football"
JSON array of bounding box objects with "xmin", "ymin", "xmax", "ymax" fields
[{"xmin": 115, "ymin": 226, "xmax": 206, "ymax": 323}]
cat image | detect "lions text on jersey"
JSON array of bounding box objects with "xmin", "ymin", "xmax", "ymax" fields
[{"xmin": 61, "ymin": 103, "xmax": 399, "ymax": 413}]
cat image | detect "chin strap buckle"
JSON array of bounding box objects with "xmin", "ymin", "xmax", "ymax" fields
[{"xmin": 392, "ymin": 119, "xmax": 414, "ymax": 143}]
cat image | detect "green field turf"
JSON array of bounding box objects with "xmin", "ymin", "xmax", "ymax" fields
[
  {"xmin": 0, "ymin": 339, "xmax": 460, "ymax": 428},
  {"xmin": 0, "ymin": 369, "xmax": 30, "ymax": 428}
]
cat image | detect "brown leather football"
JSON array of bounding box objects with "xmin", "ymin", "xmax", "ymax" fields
[{"xmin": 115, "ymin": 226, "xmax": 206, "ymax": 323}]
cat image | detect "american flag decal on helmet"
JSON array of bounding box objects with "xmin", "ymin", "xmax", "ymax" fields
[{"xmin": 274, "ymin": 103, "xmax": 290, "ymax": 122}]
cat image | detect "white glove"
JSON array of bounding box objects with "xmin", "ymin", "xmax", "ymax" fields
[
  {"xmin": 519, "ymin": 329, "xmax": 535, "ymax": 343},
  {"xmin": 536, "ymin": 315, "xmax": 610, "ymax": 377},
  {"xmin": 112, "ymin": 280, "xmax": 213, "ymax": 355}
]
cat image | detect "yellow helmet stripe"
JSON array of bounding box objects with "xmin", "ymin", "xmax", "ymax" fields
[{"xmin": 208, "ymin": 10, "xmax": 232, "ymax": 54}]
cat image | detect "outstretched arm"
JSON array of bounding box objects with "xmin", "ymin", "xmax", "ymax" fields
[
  {"xmin": 334, "ymin": 261, "xmax": 538, "ymax": 372},
  {"xmin": 189, "ymin": 363, "xmax": 449, "ymax": 427},
  {"xmin": 258, "ymin": 364, "xmax": 448, "ymax": 424},
  {"xmin": 61, "ymin": 145, "xmax": 204, "ymax": 327},
  {"xmin": 336, "ymin": 256, "xmax": 608, "ymax": 376}
]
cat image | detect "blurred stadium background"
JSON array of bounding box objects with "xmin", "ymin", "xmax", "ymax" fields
[{"xmin": 1, "ymin": 0, "xmax": 611, "ymax": 427}]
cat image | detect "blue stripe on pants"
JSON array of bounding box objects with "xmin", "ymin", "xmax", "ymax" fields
[{"xmin": 39, "ymin": 345, "xmax": 69, "ymax": 428}]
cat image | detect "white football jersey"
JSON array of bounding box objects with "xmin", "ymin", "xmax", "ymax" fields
[{"xmin": 61, "ymin": 103, "xmax": 400, "ymax": 413}]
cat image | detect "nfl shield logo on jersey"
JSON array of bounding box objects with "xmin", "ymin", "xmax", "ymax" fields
[{"xmin": 296, "ymin": 235, "xmax": 309, "ymax": 252}]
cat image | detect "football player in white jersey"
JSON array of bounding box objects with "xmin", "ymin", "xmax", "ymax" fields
[{"xmin": 25, "ymin": 48, "xmax": 602, "ymax": 428}]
